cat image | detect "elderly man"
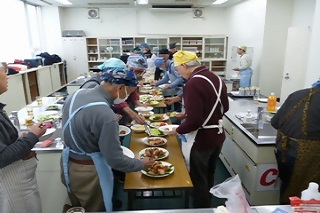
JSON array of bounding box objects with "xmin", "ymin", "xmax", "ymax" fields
[
  {"xmin": 170, "ymin": 50, "xmax": 229, "ymax": 208},
  {"xmin": 61, "ymin": 67, "xmax": 154, "ymax": 212},
  {"xmin": 232, "ymin": 45, "xmax": 253, "ymax": 87}
]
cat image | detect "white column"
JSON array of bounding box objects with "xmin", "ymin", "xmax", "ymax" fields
[{"xmin": 304, "ymin": 0, "xmax": 320, "ymax": 87}]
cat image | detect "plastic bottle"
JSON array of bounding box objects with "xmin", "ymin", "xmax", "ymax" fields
[
  {"xmin": 301, "ymin": 182, "xmax": 320, "ymax": 200},
  {"xmin": 267, "ymin": 92, "xmax": 277, "ymax": 112}
]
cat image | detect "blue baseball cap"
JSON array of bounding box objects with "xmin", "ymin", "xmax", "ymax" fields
[
  {"xmin": 140, "ymin": 42, "xmax": 150, "ymax": 49},
  {"xmin": 154, "ymin": 57, "xmax": 166, "ymax": 67}
]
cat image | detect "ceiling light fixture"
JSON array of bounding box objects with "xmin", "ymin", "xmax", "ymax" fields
[
  {"xmin": 212, "ymin": 0, "xmax": 229, "ymax": 5},
  {"xmin": 55, "ymin": 0, "xmax": 72, "ymax": 5},
  {"xmin": 137, "ymin": 0, "xmax": 148, "ymax": 5}
]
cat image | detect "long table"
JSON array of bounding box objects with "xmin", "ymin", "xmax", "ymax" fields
[{"xmin": 124, "ymin": 130, "xmax": 193, "ymax": 209}]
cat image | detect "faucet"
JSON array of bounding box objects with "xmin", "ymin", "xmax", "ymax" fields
[{"xmin": 257, "ymin": 107, "xmax": 265, "ymax": 129}]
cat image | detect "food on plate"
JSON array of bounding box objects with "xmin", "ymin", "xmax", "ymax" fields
[
  {"xmin": 141, "ymin": 148, "xmax": 166, "ymax": 159},
  {"xmin": 149, "ymin": 114, "xmax": 165, "ymax": 121},
  {"xmin": 151, "ymin": 122, "xmax": 167, "ymax": 128},
  {"xmin": 148, "ymin": 137, "xmax": 165, "ymax": 146},
  {"xmin": 147, "ymin": 100, "xmax": 159, "ymax": 105},
  {"xmin": 167, "ymin": 111, "xmax": 177, "ymax": 117},
  {"xmin": 141, "ymin": 111, "xmax": 153, "ymax": 117},
  {"xmin": 119, "ymin": 130, "xmax": 126, "ymax": 135},
  {"xmin": 40, "ymin": 139, "xmax": 54, "ymax": 148},
  {"xmin": 149, "ymin": 129, "xmax": 165, "ymax": 136},
  {"xmin": 37, "ymin": 115, "xmax": 59, "ymax": 122},
  {"xmin": 132, "ymin": 125, "xmax": 145, "ymax": 131},
  {"xmin": 46, "ymin": 105, "xmax": 59, "ymax": 110},
  {"xmin": 144, "ymin": 161, "xmax": 173, "ymax": 176}
]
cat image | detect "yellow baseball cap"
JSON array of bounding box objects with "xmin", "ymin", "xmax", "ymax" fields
[{"xmin": 173, "ymin": 50, "xmax": 201, "ymax": 67}]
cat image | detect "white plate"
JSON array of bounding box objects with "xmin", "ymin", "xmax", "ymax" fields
[
  {"xmin": 135, "ymin": 106, "xmax": 154, "ymax": 113},
  {"xmin": 139, "ymin": 111, "xmax": 154, "ymax": 118},
  {"xmin": 139, "ymin": 147, "xmax": 169, "ymax": 160},
  {"xmin": 121, "ymin": 146, "xmax": 134, "ymax": 158},
  {"xmin": 119, "ymin": 125, "xmax": 131, "ymax": 137},
  {"xmin": 40, "ymin": 111, "xmax": 59, "ymax": 116},
  {"xmin": 158, "ymin": 125, "xmax": 179, "ymax": 134},
  {"xmin": 141, "ymin": 161, "xmax": 174, "ymax": 178},
  {"xmin": 157, "ymin": 84, "xmax": 167, "ymax": 89},
  {"xmin": 150, "ymin": 96, "xmax": 164, "ymax": 101},
  {"xmin": 143, "ymin": 137, "xmax": 167, "ymax": 147},
  {"xmin": 150, "ymin": 122, "xmax": 168, "ymax": 128},
  {"xmin": 149, "ymin": 114, "xmax": 169, "ymax": 122},
  {"xmin": 258, "ymin": 98, "xmax": 268, "ymax": 103},
  {"xmin": 131, "ymin": 120, "xmax": 150, "ymax": 125},
  {"xmin": 147, "ymin": 100, "xmax": 159, "ymax": 106},
  {"xmin": 130, "ymin": 124, "xmax": 146, "ymax": 133}
]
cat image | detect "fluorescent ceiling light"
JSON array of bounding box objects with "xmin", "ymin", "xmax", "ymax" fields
[
  {"xmin": 137, "ymin": 0, "xmax": 148, "ymax": 5},
  {"xmin": 55, "ymin": 0, "xmax": 72, "ymax": 5},
  {"xmin": 212, "ymin": 0, "xmax": 229, "ymax": 5}
]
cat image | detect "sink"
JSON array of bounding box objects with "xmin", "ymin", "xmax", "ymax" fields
[{"xmin": 240, "ymin": 122, "xmax": 277, "ymax": 143}]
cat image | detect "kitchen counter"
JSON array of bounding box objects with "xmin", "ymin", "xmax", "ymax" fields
[{"xmin": 224, "ymin": 97, "xmax": 278, "ymax": 145}]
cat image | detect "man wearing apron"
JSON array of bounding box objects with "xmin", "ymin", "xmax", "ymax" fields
[
  {"xmin": 232, "ymin": 45, "xmax": 253, "ymax": 87},
  {"xmin": 0, "ymin": 63, "xmax": 47, "ymax": 212},
  {"xmin": 271, "ymin": 82, "xmax": 320, "ymax": 204},
  {"xmin": 170, "ymin": 51, "xmax": 229, "ymax": 208},
  {"xmin": 61, "ymin": 67, "xmax": 154, "ymax": 212}
]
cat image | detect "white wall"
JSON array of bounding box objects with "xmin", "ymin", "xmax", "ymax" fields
[
  {"xmin": 59, "ymin": 7, "xmax": 228, "ymax": 37},
  {"xmin": 225, "ymin": 0, "xmax": 267, "ymax": 87},
  {"xmin": 41, "ymin": 6, "xmax": 63, "ymax": 55}
]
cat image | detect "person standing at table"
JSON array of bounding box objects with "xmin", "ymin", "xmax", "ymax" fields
[
  {"xmin": 232, "ymin": 45, "xmax": 253, "ymax": 87},
  {"xmin": 271, "ymin": 80, "xmax": 320, "ymax": 204},
  {"xmin": 0, "ymin": 63, "xmax": 47, "ymax": 212},
  {"xmin": 61, "ymin": 67, "xmax": 154, "ymax": 212},
  {"xmin": 170, "ymin": 50, "xmax": 229, "ymax": 208}
]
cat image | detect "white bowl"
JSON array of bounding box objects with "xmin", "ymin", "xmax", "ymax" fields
[
  {"xmin": 121, "ymin": 146, "xmax": 134, "ymax": 158},
  {"xmin": 158, "ymin": 125, "xmax": 179, "ymax": 135},
  {"xmin": 130, "ymin": 124, "xmax": 146, "ymax": 133},
  {"xmin": 119, "ymin": 125, "xmax": 131, "ymax": 137},
  {"xmin": 135, "ymin": 106, "xmax": 154, "ymax": 113}
]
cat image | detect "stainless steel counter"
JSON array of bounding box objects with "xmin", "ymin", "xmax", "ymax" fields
[{"xmin": 224, "ymin": 97, "xmax": 278, "ymax": 145}]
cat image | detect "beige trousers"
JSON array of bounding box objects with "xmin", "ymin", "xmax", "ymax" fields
[{"xmin": 60, "ymin": 161, "xmax": 105, "ymax": 212}]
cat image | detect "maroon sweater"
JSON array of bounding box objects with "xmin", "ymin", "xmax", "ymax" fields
[{"xmin": 176, "ymin": 66, "xmax": 229, "ymax": 150}]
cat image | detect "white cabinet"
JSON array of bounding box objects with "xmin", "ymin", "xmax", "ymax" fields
[
  {"xmin": 62, "ymin": 37, "xmax": 88, "ymax": 83},
  {"xmin": 37, "ymin": 67, "xmax": 53, "ymax": 97},
  {"xmin": 146, "ymin": 37, "xmax": 168, "ymax": 56},
  {"xmin": 220, "ymin": 117, "xmax": 280, "ymax": 205},
  {"xmin": 50, "ymin": 64, "xmax": 61, "ymax": 92},
  {"xmin": 0, "ymin": 74, "xmax": 26, "ymax": 113}
]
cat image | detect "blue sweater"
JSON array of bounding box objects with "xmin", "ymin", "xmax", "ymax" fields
[{"xmin": 155, "ymin": 60, "xmax": 184, "ymax": 88}]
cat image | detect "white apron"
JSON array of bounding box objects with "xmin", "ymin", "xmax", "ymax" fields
[
  {"xmin": 0, "ymin": 158, "xmax": 42, "ymax": 213},
  {"xmin": 62, "ymin": 89, "xmax": 114, "ymax": 212},
  {"xmin": 181, "ymin": 74, "xmax": 224, "ymax": 170}
]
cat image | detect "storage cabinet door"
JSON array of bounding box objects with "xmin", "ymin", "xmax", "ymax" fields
[
  {"xmin": 37, "ymin": 67, "xmax": 53, "ymax": 96},
  {"xmin": 50, "ymin": 64, "xmax": 61, "ymax": 91}
]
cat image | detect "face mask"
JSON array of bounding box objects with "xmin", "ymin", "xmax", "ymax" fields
[
  {"xmin": 113, "ymin": 87, "xmax": 129, "ymax": 104},
  {"xmin": 160, "ymin": 68, "xmax": 166, "ymax": 71}
]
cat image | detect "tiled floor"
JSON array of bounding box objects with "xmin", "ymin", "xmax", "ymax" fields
[{"xmin": 113, "ymin": 135, "xmax": 231, "ymax": 211}]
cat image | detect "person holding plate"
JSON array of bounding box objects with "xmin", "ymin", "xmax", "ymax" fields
[
  {"xmin": 0, "ymin": 63, "xmax": 47, "ymax": 212},
  {"xmin": 169, "ymin": 51, "xmax": 229, "ymax": 208},
  {"xmin": 61, "ymin": 67, "xmax": 154, "ymax": 212}
]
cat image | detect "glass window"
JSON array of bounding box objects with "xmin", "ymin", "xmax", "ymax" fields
[{"xmin": 0, "ymin": 0, "xmax": 41, "ymax": 63}]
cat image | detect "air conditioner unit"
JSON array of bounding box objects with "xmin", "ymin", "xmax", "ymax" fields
[
  {"xmin": 193, "ymin": 8, "xmax": 204, "ymax": 18},
  {"xmin": 88, "ymin": 8, "xmax": 99, "ymax": 19}
]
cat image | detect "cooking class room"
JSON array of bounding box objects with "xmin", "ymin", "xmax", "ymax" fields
[{"xmin": 0, "ymin": 0, "xmax": 320, "ymax": 213}]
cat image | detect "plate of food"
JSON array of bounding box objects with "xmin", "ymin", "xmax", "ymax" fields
[
  {"xmin": 149, "ymin": 114, "xmax": 169, "ymax": 122},
  {"xmin": 139, "ymin": 147, "xmax": 169, "ymax": 160},
  {"xmin": 147, "ymin": 100, "xmax": 159, "ymax": 106},
  {"xmin": 147, "ymin": 128, "xmax": 166, "ymax": 137},
  {"xmin": 135, "ymin": 106, "xmax": 154, "ymax": 113},
  {"xmin": 140, "ymin": 111, "xmax": 154, "ymax": 118},
  {"xmin": 141, "ymin": 161, "xmax": 174, "ymax": 178},
  {"xmin": 150, "ymin": 122, "xmax": 168, "ymax": 128},
  {"xmin": 119, "ymin": 125, "xmax": 131, "ymax": 137},
  {"xmin": 131, "ymin": 120, "xmax": 150, "ymax": 125},
  {"xmin": 151, "ymin": 95, "xmax": 164, "ymax": 101},
  {"xmin": 158, "ymin": 125, "xmax": 179, "ymax": 135},
  {"xmin": 121, "ymin": 146, "xmax": 134, "ymax": 158},
  {"xmin": 130, "ymin": 124, "xmax": 146, "ymax": 133},
  {"xmin": 166, "ymin": 111, "xmax": 178, "ymax": 117},
  {"xmin": 36, "ymin": 112, "xmax": 60, "ymax": 122},
  {"xmin": 46, "ymin": 104, "xmax": 62, "ymax": 110},
  {"xmin": 143, "ymin": 137, "xmax": 167, "ymax": 146}
]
